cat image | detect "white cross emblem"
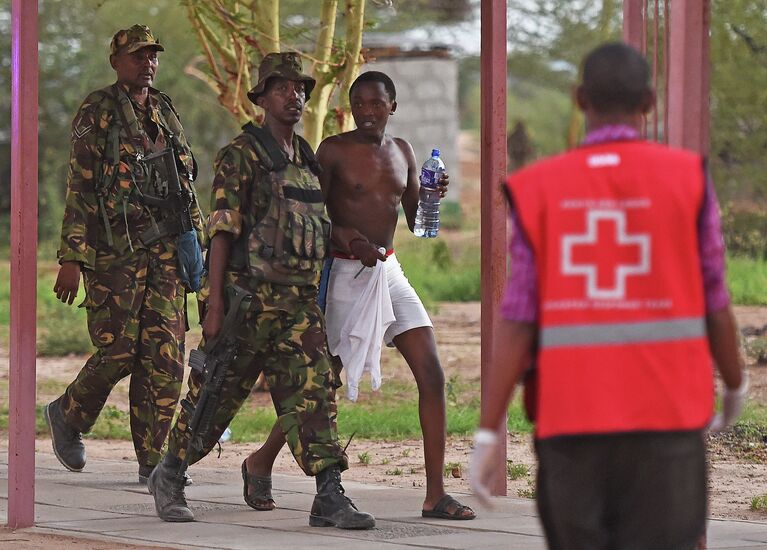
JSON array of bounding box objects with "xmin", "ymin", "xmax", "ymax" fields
[{"xmin": 561, "ymin": 209, "xmax": 651, "ymax": 299}]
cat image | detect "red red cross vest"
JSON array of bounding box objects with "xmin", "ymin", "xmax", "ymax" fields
[{"xmin": 507, "ymin": 140, "xmax": 714, "ymax": 439}]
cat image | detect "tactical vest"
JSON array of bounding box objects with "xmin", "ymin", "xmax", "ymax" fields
[
  {"xmin": 230, "ymin": 123, "xmax": 330, "ymax": 286},
  {"xmin": 507, "ymin": 140, "xmax": 714, "ymax": 439},
  {"xmin": 95, "ymin": 84, "xmax": 197, "ymax": 250}
]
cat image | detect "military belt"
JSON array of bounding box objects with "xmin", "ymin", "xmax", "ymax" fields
[
  {"xmin": 139, "ymin": 193, "xmax": 176, "ymax": 210},
  {"xmin": 139, "ymin": 218, "xmax": 182, "ymax": 246}
]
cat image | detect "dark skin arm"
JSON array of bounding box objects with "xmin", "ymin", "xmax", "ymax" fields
[
  {"xmin": 707, "ymin": 307, "xmax": 745, "ymax": 390},
  {"xmin": 201, "ymin": 232, "xmax": 233, "ymax": 341},
  {"xmin": 400, "ymin": 140, "xmax": 421, "ymax": 232},
  {"xmin": 479, "ymin": 319, "xmax": 537, "ymax": 430},
  {"xmin": 54, "ymin": 261, "xmax": 82, "ymax": 305}
]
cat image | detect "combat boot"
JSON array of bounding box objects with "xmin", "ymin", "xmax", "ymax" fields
[
  {"xmin": 147, "ymin": 459, "xmax": 194, "ymax": 522},
  {"xmin": 44, "ymin": 396, "xmax": 86, "ymax": 472},
  {"xmin": 310, "ymin": 465, "xmax": 375, "ymax": 530},
  {"xmin": 139, "ymin": 464, "xmax": 192, "ymax": 487}
]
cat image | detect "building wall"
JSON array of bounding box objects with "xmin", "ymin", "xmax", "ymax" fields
[{"xmin": 361, "ymin": 56, "xmax": 460, "ymax": 201}]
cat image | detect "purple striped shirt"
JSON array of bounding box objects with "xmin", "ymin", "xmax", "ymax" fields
[{"xmin": 501, "ymin": 125, "xmax": 730, "ymax": 322}]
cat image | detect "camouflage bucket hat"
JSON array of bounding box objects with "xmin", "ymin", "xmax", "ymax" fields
[
  {"xmin": 110, "ymin": 24, "xmax": 165, "ymax": 56},
  {"xmin": 247, "ymin": 52, "xmax": 316, "ymax": 104}
]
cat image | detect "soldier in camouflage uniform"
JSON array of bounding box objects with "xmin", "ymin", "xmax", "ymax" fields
[
  {"xmin": 45, "ymin": 25, "xmax": 204, "ymax": 485},
  {"xmin": 148, "ymin": 52, "xmax": 375, "ymax": 530}
]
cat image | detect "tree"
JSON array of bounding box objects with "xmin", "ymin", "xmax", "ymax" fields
[
  {"xmin": 182, "ymin": 0, "xmax": 367, "ymax": 149},
  {"xmin": 181, "ymin": 0, "xmax": 477, "ymax": 149}
]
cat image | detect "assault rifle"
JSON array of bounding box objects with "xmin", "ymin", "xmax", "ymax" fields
[
  {"xmin": 138, "ymin": 134, "xmax": 194, "ymax": 244},
  {"xmin": 177, "ymin": 285, "xmax": 253, "ymax": 479}
]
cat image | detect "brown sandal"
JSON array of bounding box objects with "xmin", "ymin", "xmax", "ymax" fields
[{"xmin": 241, "ymin": 460, "xmax": 276, "ymax": 511}]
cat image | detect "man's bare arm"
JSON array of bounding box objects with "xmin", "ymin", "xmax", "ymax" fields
[
  {"xmin": 479, "ymin": 319, "xmax": 537, "ymax": 430},
  {"xmin": 399, "ymin": 139, "xmax": 420, "ymax": 232},
  {"xmin": 202, "ymin": 232, "xmax": 232, "ymax": 341},
  {"xmin": 316, "ymin": 138, "xmax": 335, "ymax": 201}
]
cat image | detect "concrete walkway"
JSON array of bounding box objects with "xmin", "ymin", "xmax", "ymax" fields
[{"xmin": 2, "ymin": 454, "xmax": 767, "ymax": 549}]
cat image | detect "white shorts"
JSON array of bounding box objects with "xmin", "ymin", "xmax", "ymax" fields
[{"xmin": 325, "ymin": 253, "xmax": 432, "ymax": 350}]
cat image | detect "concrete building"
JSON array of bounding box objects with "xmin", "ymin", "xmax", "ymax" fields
[{"xmin": 361, "ymin": 37, "xmax": 460, "ymax": 201}]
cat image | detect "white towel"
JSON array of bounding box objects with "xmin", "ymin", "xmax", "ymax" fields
[{"xmin": 332, "ymin": 259, "xmax": 395, "ymax": 401}]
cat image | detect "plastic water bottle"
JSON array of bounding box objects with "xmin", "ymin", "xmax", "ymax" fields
[
  {"xmin": 414, "ymin": 149, "xmax": 445, "ymax": 238},
  {"xmin": 219, "ymin": 426, "xmax": 232, "ymax": 444}
]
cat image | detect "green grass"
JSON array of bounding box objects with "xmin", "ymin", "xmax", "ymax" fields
[
  {"xmin": 727, "ymin": 255, "xmax": 767, "ymax": 305},
  {"xmin": 751, "ymin": 494, "xmax": 767, "ymax": 511},
  {"xmin": 394, "ymin": 238, "xmax": 480, "ymax": 307},
  {"xmin": 2, "ymin": 249, "xmax": 765, "ymax": 355},
  {"xmin": 507, "ymin": 461, "xmax": 530, "ymax": 480},
  {"xmin": 0, "ymin": 259, "xmax": 202, "ymax": 356},
  {"xmin": 0, "ymin": 261, "xmax": 92, "ymax": 355},
  {"xmin": 225, "ymin": 381, "xmax": 531, "ymax": 443}
]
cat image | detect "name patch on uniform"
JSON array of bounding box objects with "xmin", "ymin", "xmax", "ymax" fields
[{"xmin": 587, "ymin": 153, "xmax": 620, "ymax": 168}]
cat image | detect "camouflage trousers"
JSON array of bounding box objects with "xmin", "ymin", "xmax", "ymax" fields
[
  {"xmin": 61, "ymin": 244, "xmax": 185, "ymax": 468},
  {"xmin": 167, "ymin": 280, "xmax": 348, "ymax": 476}
]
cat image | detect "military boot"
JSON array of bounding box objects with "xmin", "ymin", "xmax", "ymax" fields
[
  {"xmin": 44, "ymin": 396, "xmax": 86, "ymax": 472},
  {"xmin": 139, "ymin": 464, "xmax": 193, "ymax": 487},
  {"xmin": 147, "ymin": 459, "xmax": 194, "ymax": 522},
  {"xmin": 309, "ymin": 465, "xmax": 375, "ymax": 530}
]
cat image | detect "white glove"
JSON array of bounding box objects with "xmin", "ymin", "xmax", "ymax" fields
[
  {"xmin": 468, "ymin": 428, "xmax": 501, "ymax": 508},
  {"xmin": 709, "ymin": 371, "xmax": 749, "ymax": 432}
]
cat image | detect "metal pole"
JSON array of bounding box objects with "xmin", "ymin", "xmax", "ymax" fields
[
  {"xmin": 623, "ymin": 0, "xmax": 645, "ymax": 48},
  {"xmin": 624, "ymin": 0, "xmax": 646, "ymax": 137},
  {"xmin": 9, "ymin": 0, "xmax": 39, "ymax": 529},
  {"xmin": 480, "ymin": 0, "xmax": 508, "ymax": 496},
  {"xmin": 668, "ymin": 0, "xmax": 711, "ymax": 154}
]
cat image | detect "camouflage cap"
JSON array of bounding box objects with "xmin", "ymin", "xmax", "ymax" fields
[
  {"xmin": 110, "ymin": 24, "xmax": 165, "ymax": 56},
  {"xmin": 247, "ymin": 52, "xmax": 316, "ymax": 104}
]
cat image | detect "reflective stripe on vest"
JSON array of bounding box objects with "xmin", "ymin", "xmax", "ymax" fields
[{"xmin": 541, "ymin": 316, "xmax": 706, "ymax": 348}]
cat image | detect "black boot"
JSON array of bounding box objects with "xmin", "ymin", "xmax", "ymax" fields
[
  {"xmin": 310, "ymin": 465, "xmax": 375, "ymax": 530},
  {"xmin": 44, "ymin": 396, "xmax": 86, "ymax": 472},
  {"xmin": 147, "ymin": 458, "xmax": 194, "ymax": 522}
]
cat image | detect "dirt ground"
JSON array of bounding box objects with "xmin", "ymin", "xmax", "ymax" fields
[{"xmin": 6, "ymin": 302, "xmax": 767, "ymax": 527}]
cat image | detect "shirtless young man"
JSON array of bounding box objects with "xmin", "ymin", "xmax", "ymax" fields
[{"xmin": 241, "ymin": 71, "xmax": 475, "ymax": 520}]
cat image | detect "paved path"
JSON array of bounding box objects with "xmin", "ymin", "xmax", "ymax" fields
[{"xmin": 2, "ymin": 454, "xmax": 767, "ymax": 549}]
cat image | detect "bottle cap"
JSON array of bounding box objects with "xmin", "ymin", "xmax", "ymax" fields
[{"xmin": 431, "ymin": 148, "xmax": 440, "ymax": 157}]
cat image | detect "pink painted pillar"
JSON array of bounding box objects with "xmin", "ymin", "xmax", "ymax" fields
[
  {"xmin": 668, "ymin": 0, "xmax": 711, "ymax": 154},
  {"xmin": 8, "ymin": 0, "xmax": 39, "ymax": 529},
  {"xmin": 480, "ymin": 0, "xmax": 508, "ymax": 495},
  {"xmin": 623, "ymin": 0, "xmax": 645, "ymax": 50}
]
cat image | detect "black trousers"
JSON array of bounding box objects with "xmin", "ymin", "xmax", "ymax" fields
[{"xmin": 536, "ymin": 430, "xmax": 706, "ymax": 550}]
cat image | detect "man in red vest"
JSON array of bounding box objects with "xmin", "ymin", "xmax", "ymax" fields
[{"xmin": 470, "ymin": 43, "xmax": 748, "ymax": 549}]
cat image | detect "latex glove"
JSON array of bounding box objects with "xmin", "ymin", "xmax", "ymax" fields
[
  {"xmin": 468, "ymin": 428, "xmax": 501, "ymax": 508},
  {"xmin": 709, "ymin": 371, "xmax": 749, "ymax": 432}
]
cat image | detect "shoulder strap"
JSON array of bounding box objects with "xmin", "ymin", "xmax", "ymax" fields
[
  {"xmin": 241, "ymin": 122, "xmax": 321, "ymax": 177},
  {"xmin": 295, "ymin": 134, "xmax": 321, "ymax": 177},
  {"xmin": 242, "ymin": 122, "xmax": 287, "ymax": 173},
  {"xmin": 157, "ymin": 91, "xmax": 181, "ymax": 120},
  {"xmin": 109, "ymin": 84, "xmax": 144, "ymax": 156}
]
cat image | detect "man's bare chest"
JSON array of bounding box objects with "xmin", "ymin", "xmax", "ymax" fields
[{"xmin": 337, "ymin": 157, "xmax": 408, "ymax": 196}]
